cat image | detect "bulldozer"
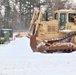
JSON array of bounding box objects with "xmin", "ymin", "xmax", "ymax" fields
[
  {"xmin": 21, "ymin": 9, "xmax": 76, "ymax": 53},
  {"xmin": 27, "ymin": 9, "xmax": 76, "ymax": 53}
]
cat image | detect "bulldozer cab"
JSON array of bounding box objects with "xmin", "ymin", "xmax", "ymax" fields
[
  {"xmin": 54, "ymin": 10, "xmax": 76, "ymax": 30},
  {"xmin": 30, "ymin": 9, "xmax": 76, "ymax": 32},
  {"xmin": 29, "ymin": 9, "xmax": 76, "ymax": 35}
]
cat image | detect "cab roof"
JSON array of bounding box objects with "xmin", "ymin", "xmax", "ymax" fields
[{"xmin": 54, "ymin": 9, "xmax": 76, "ymax": 13}]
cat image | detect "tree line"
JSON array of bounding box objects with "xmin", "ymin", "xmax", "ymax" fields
[{"xmin": 0, "ymin": 0, "xmax": 76, "ymax": 32}]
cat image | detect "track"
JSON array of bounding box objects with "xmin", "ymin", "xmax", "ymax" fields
[
  {"xmin": 45, "ymin": 31, "xmax": 76, "ymax": 53},
  {"xmin": 47, "ymin": 31, "xmax": 76, "ymax": 44}
]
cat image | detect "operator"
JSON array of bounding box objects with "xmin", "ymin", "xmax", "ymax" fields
[{"xmin": 74, "ymin": 16, "xmax": 76, "ymax": 24}]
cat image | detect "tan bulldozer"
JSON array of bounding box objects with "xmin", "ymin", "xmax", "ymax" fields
[
  {"xmin": 21, "ymin": 9, "xmax": 76, "ymax": 53},
  {"xmin": 28, "ymin": 9, "xmax": 76, "ymax": 53}
]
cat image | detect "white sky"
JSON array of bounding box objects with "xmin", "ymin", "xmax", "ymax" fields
[
  {"xmin": 71, "ymin": 0, "xmax": 76, "ymax": 3},
  {"xmin": 73, "ymin": 0, "xmax": 76, "ymax": 2}
]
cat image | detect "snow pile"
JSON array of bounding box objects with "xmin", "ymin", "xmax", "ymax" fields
[{"xmin": 0, "ymin": 35, "xmax": 76, "ymax": 75}]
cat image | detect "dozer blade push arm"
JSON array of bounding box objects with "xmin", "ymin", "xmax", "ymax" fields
[
  {"xmin": 34, "ymin": 9, "xmax": 45, "ymax": 35},
  {"xmin": 29, "ymin": 10, "xmax": 39, "ymax": 32}
]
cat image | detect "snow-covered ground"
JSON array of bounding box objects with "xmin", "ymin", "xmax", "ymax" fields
[{"xmin": 0, "ymin": 34, "xmax": 76, "ymax": 75}]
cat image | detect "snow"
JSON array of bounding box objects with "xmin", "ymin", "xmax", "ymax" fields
[{"xmin": 0, "ymin": 34, "xmax": 76, "ymax": 75}]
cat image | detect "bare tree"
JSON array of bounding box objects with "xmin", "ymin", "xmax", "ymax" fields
[
  {"xmin": 42, "ymin": 0, "xmax": 68, "ymax": 16},
  {"xmin": 0, "ymin": 0, "xmax": 76, "ymax": 32}
]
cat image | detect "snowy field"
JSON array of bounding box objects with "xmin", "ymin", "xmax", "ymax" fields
[{"xmin": 0, "ymin": 34, "xmax": 76, "ymax": 75}]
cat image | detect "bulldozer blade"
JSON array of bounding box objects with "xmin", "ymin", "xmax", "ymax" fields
[
  {"xmin": 30, "ymin": 35, "xmax": 37, "ymax": 52},
  {"xmin": 30, "ymin": 35, "xmax": 46, "ymax": 52}
]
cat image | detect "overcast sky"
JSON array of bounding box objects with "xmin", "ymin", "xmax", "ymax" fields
[
  {"xmin": 72, "ymin": 0, "xmax": 76, "ymax": 3},
  {"xmin": 74, "ymin": 0, "xmax": 76, "ymax": 2},
  {"xmin": 71, "ymin": 0, "xmax": 76, "ymax": 5}
]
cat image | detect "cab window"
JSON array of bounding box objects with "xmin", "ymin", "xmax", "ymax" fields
[
  {"xmin": 54, "ymin": 13, "xmax": 58, "ymax": 20},
  {"xmin": 69, "ymin": 14, "xmax": 76, "ymax": 22},
  {"xmin": 60, "ymin": 13, "xmax": 66, "ymax": 29}
]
